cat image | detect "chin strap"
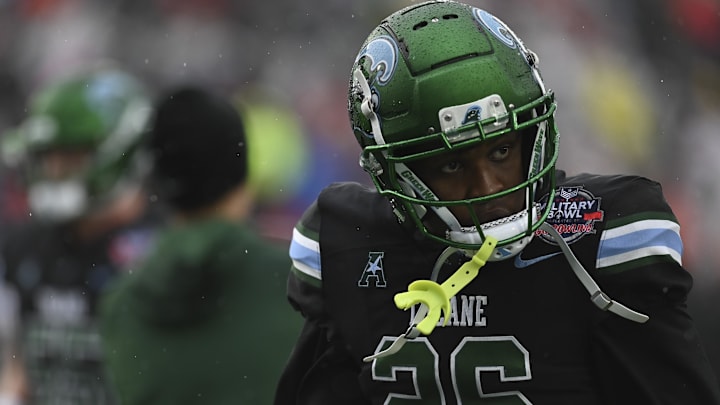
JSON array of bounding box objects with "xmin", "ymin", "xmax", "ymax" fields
[
  {"xmin": 539, "ymin": 222, "xmax": 649, "ymax": 324},
  {"xmin": 363, "ymin": 236, "xmax": 497, "ymax": 362}
]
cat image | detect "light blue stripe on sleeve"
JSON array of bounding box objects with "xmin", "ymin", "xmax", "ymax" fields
[
  {"xmin": 289, "ymin": 227, "xmax": 321, "ymax": 280},
  {"xmin": 597, "ymin": 220, "xmax": 682, "ymax": 268}
]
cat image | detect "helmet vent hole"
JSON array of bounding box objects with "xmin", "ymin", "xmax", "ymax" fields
[
  {"xmin": 413, "ymin": 21, "xmax": 428, "ymax": 30},
  {"xmin": 442, "ymin": 14, "xmax": 458, "ymax": 20}
]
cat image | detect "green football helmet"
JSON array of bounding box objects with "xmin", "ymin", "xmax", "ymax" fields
[
  {"xmin": 348, "ymin": 0, "xmax": 559, "ymax": 259},
  {"xmin": 1, "ymin": 67, "xmax": 152, "ymax": 221}
]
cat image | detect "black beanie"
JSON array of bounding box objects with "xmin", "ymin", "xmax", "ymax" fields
[{"xmin": 149, "ymin": 86, "xmax": 247, "ymax": 211}]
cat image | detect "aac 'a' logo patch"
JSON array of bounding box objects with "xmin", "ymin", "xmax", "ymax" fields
[
  {"xmin": 537, "ymin": 186, "xmax": 604, "ymax": 245},
  {"xmin": 358, "ymin": 251, "xmax": 387, "ymax": 288}
]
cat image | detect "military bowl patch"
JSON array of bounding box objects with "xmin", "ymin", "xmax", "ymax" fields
[{"xmin": 537, "ymin": 186, "xmax": 604, "ymax": 245}]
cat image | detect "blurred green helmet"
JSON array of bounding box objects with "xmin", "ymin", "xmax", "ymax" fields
[
  {"xmin": 1, "ymin": 67, "xmax": 152, "ymax": 221},
  {"xmin": 349, "ymin": 0, "xmax": 559, "ymax": 259}
]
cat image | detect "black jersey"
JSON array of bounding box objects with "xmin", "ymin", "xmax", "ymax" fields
[
  {"xmin": 0, "ymin": 212, "xmax": 161, "ymax": 405},
  {"xmin": 276, "ymin": 171, "xmax": 720, "ymax": 404}
]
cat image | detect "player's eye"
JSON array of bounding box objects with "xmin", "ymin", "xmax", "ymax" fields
[
  {"xmin": 440, "ymin": 161, "xmax": 462, "ymax": 174},
  {"xmin": 489, "ymin": 145, "xmax": 512, "ymax": 161}
]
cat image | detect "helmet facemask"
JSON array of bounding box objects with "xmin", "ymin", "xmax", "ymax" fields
[{"xmin": 357, "ymin": 82, "xmax": 558, "ymax": 259}]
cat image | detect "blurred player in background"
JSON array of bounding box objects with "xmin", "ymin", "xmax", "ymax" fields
[
  {"xmin": 275, "ymin": 1, "xmax": 720, "ymax": 403},
  {"xmin": 0, "ymin": 65, "xmax": 163, "ymax": 405},
  {"xmin": 100, "ymin": 85, "xmax": 303, "ymax": 404}
]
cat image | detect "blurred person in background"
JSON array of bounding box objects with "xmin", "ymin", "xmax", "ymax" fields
[
  {"xmin": 99, "ymin": 85, "xmax": 303, "ymax": 404},
  {"xmin": 0, "ymin": 65, "xmax": 163, "ymax": 404}
]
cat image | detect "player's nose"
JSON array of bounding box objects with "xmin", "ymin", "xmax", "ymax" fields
[{"xmin": 466, "ymin": 161, "xmax": 504, "ymax": 199}]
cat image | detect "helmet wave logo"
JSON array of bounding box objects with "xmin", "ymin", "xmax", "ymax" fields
[
  {"xmin": 472, "ymin": 8, "xmax": 517, "ymax": 49},
  {"xmin": 355, "ymin": 36, "xmax": 398, "ymax": 86}
]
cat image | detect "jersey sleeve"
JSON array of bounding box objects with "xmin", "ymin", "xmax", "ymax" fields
[
  {"xmin": 594, "ymin": 177, "xmax": 683, "ymax": 273},
  {"xmin": 287, "ymin": 200, "xmax": 324, "ymax": 320},
  {"xmin": 276, "ymin": 197, "xmax": 369, "ymax": 405},
  {"xmin": 585, "ymin": 175, "xmax": 720, "ymax": 403}
]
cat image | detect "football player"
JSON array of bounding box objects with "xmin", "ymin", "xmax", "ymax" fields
[
  {"xmin": 0, "ymin": 65, "xmax": 163, "ymax": 405},
  {"xmin": 274, "ymin": 1, "xmax": 720, "ymax": 404}
]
